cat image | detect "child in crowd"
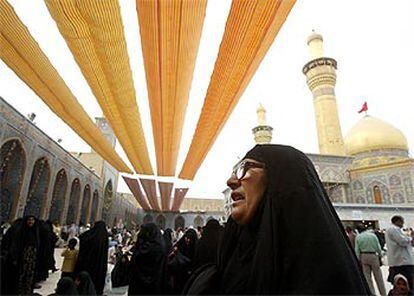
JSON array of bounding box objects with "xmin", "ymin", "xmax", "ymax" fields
[
  {"xmin": 61, "ymin": 238, "xmax": 78, "ymax": 279},
  {"xmin": 388, "ymin": 274, "xmax": 411, "ymax": 296}
]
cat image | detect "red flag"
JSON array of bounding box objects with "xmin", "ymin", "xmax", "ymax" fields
[{"xmin": 358, "ymin": 102, "xmax": 368, "ymax": 113}]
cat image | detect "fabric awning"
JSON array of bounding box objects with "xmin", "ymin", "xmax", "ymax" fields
[
  {"xmin": 171, "ymin": 188, "xmax": 189, "ymax": 212},
  {"xmin": 0, "ymin": 0, "xmax": 131, "ymax": 173},
  {"xmin": 179, "ymin": 0, "xmax": 296, "ymax": 180},
  {"xmin": 158, "ymin": 181, "xmax": 174, "ymax": 211},
  {"xmin": 136, "ymin": 0, "xmax": 207, "ymax": 176},
  {"xmin": 45, "ymin": 0, "xmax": 153, "ymax": 175},
  {"xmin": 140, "ymin": 178, "xmax": 161, "ymax": 211},
  {"xmin": 123, "ymin": 176, "xmax": 151, "ymax": 210}
]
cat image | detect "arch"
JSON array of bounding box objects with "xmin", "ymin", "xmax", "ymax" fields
[
  {"xmin": 80, "ymin": 184, "xmax": 91, "ymax": 225},
  {"xmin": 355, "ymin": 195, "xmax": 365, "ymax": 203},
  {"xmin": 66, "ymin": 178, "xmax": 81, "ymax": 224},
  {"xmin": 102, "ymin": 180, "xmax": 113, "ymax": 222},
  {"xmin": 352, "ymin": 180, "xmax": 363, "ymax": 191},
  {"xmin": 193, "ymin": 215, "xmax": 204, "ymax": 228},
  {"xmin": 389, "ymin": 175, "xmax": 401, "ymax": 186},
  {"xmin": 24, "ymin": 157, "xmax": 50, "ymax": 218},
  {"xmin": 0, "ymin": 139, "xmax": 26, "ymax": 221},
  {"xmin": 156, "ymin": 214, "xmax": 166, "ymax": 230},
  {"xmin": 392, "ymin": 192, "xmax": 405, "ymax": 204},
  {"xmin": 143, "ymin": 214, "xmax": 153, "ymax": 224},
  {"xmin": 366, "ymin": 181, "xmax": 390, "ymax": 204},
  {"xmin": 49, "ymin": 169, "xmax": 68, "ymax": 223},
  {"xmin": 90, "ymin": 189, "xmax": 99, "ymax": 223},
  {"xmin": 174, "ymin": 215, "xmax": 185, "ymax": 230},
  {"xmin": 373, "ymin": 185, "xmax": 382, "ymax": 204}
]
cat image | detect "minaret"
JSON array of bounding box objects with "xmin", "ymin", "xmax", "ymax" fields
[
  {"xmin": 302, "ymin": 31, "xmax": 345, "ymax": 155},
  {"xmin": 252, "ymin": 104, "xmax": 273, "ymax": 144}
]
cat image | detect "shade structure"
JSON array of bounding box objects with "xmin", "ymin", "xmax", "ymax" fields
[
  {"xmin": 45, "ymin": 0, "xmax": 153, "ymax": 175},
  {"xmin": 136, "ymin": 0, "xmax": 207, "ymax": 176},
  {"xmin": 0, "ymin": 0, "xmax": 131, "ymax": 173},
  {"xmin": 123, "ymin": 176, "xmax": 151, "ymax": 210},
  {"xmin": 140, "ymin": 178, "xmax": 161, "ymax": 211},
  {"xmin": 179, "ymin": 0, "xmax": 296, "ymax": 180},
  {"xmin": 158, "ymin": 181, "xmax": 174, "ymax": 211},
  {"xmin": 171, "ymin": 188, "xmax": 189, "ymax": 212}
]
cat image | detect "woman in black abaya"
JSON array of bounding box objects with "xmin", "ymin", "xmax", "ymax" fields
[
  {"xmin": 193, "ymin": 219, "xmax": 223, "ymax": 270},
  {"xmin": 128, "ymin": 223, "xmax": 166, "ymax": 295},
  {"xmin": 185, "ymin": 144, "xmax": 370, "ymax": 295},
  {"xmin": 74, "ymin": 221, "xmax": 108, "ymax": 295}
]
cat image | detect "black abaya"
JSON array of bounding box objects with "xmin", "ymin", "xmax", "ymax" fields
[
  {"xmin": 74, "ymin": 221, "xmax": 108, "ymax": 295},
  {"xmin": 185, "ymin": 144, "xmax": 370, "ymax": 295},
  {"xmin": 128, "ymin": 223, "xmax": 166, "ymax": 295},
  {"xmin": 193, "ymin": 219, "xmax": 223, "ymax": 270}
]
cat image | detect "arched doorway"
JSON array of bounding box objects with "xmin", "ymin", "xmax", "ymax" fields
[
  {"xmin": 66, "ymin": 179, "xmax": 81, "ymax": 224},
  {"xmin": 194, "ymin": 215, "xmax": 204, "ymax": 228},
  {"xmin": 0, "ymin": 139, "xmax": 26, "ymax": 221},
  {"xmin": 156, "ymin": 215, "xmax": 166, "ymax": 230},
  {"xmin": 143, "ymin": 214, "xmax": 153, "ymax": 224},
  {"xmin": 373, "ymin": 185, "xmax": 383, "ymax": 204},
  {"xmin": 49, "ymin": 169, "xmax": 68, "ymax": 223},
  {"xmin": 24, "ymin": 157, "xmax": 50, "ymax": 218},
  {"xmin": 102, "ymin": 180, "xmax": 113, "ymax": 222},
  {"xmin": 90, "ymin": 190, "xmax": 99, "ymax": 223},
  {"xmin": 174, "ymin": 215, "xmax": 185, "ymax": 230},
  {"xmin": 80, "ymin": 185, "xmax": 91, "ymax": 224}
]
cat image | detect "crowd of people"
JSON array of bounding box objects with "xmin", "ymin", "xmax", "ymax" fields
[{"xmin": 1, "ymin": 144, "xmax": 413, "ymax": 295}]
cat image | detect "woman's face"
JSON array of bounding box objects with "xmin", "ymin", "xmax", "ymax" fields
[
  {"xmin": 395, "ymin": 278, "xmax": 408, "ymax": 294},
  {"xmin": 227, "ymin": 158, "xmax": 267, "ymax": 225}
]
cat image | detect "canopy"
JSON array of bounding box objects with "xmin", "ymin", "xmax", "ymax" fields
[
  {"xmin": 123, "ymin": 176, "xmax": 151, "ymax": 210},
  {"xmin": 158, "ymin": 181, "xmax": 174, "ymax": 211},
  {"xmin": 136, "ymin": 0, "xmax": 207, "ymax": 176},
  {"xmin": 179, "ymin": 0, "xmax": 296, "ymax": 180},
  {"xmin": 45, "ymin": 0, "xmax": 153, "ymax": 174},
  {"xmin": 0, "ymin": 0, "xmax": 131, "ymax": 173}
]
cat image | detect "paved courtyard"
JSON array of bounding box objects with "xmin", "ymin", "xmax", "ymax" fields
[{"xmin": 37, "ymin": 248, "xmax": 393, "ymax": 295}]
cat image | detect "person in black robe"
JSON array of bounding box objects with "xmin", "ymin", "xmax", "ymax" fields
[
  {"xmin": 111, "ymin": 253, "xmax": 130, "ymax": 288},
  {"xmin": 184, "ymin": 144, "xmax": 370, "ymax": 295},
  {"xmin": 74, "ymin": 221, "xmax": 108, "ymax": 295},
  {"xmin": 163, "ymin": 228, "xmax": 173, "ymax": 254},
  {"xmin": 167, "ymin": 228, "xmax": 199, "ymax": 294},
  {"xmin": 35, "ymin": 219, "xmax": 54, "ymax": 283},
  {"xmin": 193, "ymin": 219, "xmax": 223, "ymax": 270},
  {"xmin": 54, "ymin": 277, "xmax": 79, "ymax": 295},
  {"xmin": 75, "ymin": 271, "xmax": 97, "ymax": 295},
  {"xmin": 128, "ymin": 223, "xmax": 166, "ymax": 295}
]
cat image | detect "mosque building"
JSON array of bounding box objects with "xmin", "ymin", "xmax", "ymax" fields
[{"xmin": 225, "ymin": 32, "xmax": 414, "ymax": 228}]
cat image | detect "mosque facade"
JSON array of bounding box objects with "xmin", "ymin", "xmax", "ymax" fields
[{"xmin": 0, "ymin": 97, "xmax": 138, "ymax": 227}]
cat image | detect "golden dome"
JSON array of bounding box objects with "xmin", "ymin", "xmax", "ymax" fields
[{"xmin": 344, "ymin": 115, "xmax": 408, "ymax": 155}]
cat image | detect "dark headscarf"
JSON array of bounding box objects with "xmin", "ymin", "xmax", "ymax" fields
[
  {"xmin": 74, "ymin": 221, "xmax": 108, "ymax": 295},
  {"xmin": 55, "ymin": 277, "xmax": 79, "ymax": 295},
  {"xmin": 75, "ymin": 271, "xmax": 96, "ymax": 295},
  {"xmin": 128, "ymin": 223, "xmax": 166, "ymax": 295},
  {"xmin": 193, "ymin": 219, "xmax": 223, "ymax": 269},
  {"xmin": 177, "ymin": 228, "xmax": 198, "ymax": 261},
  {"xmin": 185, "ymin": 144, "xmax": 370, "ymax": 295}
]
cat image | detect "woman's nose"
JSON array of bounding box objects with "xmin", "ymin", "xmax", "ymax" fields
[{"xmin": 227, "ymin": 174, "xmax": 241, "ymax": 190}]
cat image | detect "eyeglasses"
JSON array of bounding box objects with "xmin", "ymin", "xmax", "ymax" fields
[{"xmin": 232, "ymin": 160, "xmax": 265, "ymax": 180}]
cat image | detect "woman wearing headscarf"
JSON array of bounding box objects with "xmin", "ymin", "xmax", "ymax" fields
[
  {"xmin": 111, "ymin": 253, "xmax": 130, "ymax": 288},
  {"xmin": 167, "ymin": 228, "xmax": 199, "ymax": 294},
  {"xmin": 185, "ymin": 144, "xmax": 370, "ymax": 295},
  {"xmin": 74, "ymin": 221, "xmax": 108, "ymax": 295},
  {"xmin": 128, "ymin": 223, "xmax": 166, "ymax": 295},
  {"xmin": 53, "ymin": 277, "xmax": 79, "ymax": 295},
  {"xmin": 193, "ymin": 219, "xmax": 223, "ymax": 270},
  {"xmin": 75, "ymin": 271, "xmax": 97, "ymax": 295}
]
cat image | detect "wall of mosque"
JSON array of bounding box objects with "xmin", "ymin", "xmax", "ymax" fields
[{"xmin": 0, "ymin": 97, "xmax": 135, "ymax": 226}]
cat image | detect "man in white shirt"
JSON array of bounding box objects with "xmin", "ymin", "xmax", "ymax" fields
[{"xmin": 385, "ymin": 215, "xmax": 414, "ymax": 292}]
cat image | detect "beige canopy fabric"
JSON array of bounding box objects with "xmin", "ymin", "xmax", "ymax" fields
[
  {"xmin": 171, "ymin": 188, "xmax": 188, "ymax": 212},
  {"xmin": 136, "ymin": 0, "xmax": 207, "ymax": 176},
  {"xmin": 0, "ymin": 0, "xmax": 131, "ymax": 173},
  {"xmin": 158, "ymin": 181, "xmax": 174, "ymax": 211},
  {"xmin": 179, "ymin": 0, "xmax": 296, "ymax": 180},
  {"xmin": 45, "ymin": 0, "xmax": 153, "ymax": 175},
  {"xmin": 123, "ymin": 176, "xmax": 151, "ymax": 210},
  {"xmin": 140, "ymin": 178, "xmax": 161, "ymax": 211}
]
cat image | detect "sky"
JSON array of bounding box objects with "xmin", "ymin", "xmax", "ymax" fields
[{"xmin": 1, "ymin": 0, "xmax": 413, "ymax": 199}]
